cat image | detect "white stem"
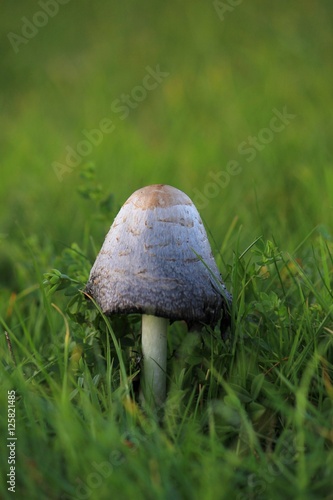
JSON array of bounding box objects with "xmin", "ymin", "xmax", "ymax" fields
[{"xmin": 141, "ymin": 314, "xmax": 168, "ymax": 406}]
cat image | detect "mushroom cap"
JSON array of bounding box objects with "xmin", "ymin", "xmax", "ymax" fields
[{"xmin": 85, "ymin": 184, "xmax": 231, "ymax": 328}]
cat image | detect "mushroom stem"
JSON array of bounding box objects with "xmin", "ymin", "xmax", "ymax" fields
[{"xmin": 141, "ymin": 314, "xmax": 169, "ymax": 407}]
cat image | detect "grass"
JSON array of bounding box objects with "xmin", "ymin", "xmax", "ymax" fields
[
  {"xmin": 1, "ymin": 214, "xmax": 332, "ymax": 499},
  {"xmin": 1, "ymin": 1, "xmax": 333, "ymax": 499}
]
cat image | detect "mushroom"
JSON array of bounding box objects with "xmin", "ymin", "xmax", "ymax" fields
[{"xmin": 85, "ymin": 184, "xmax": 231, "ymax": 406}]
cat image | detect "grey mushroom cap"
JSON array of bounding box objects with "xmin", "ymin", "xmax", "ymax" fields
[{"xmin": 85, "ymin": 184, "xmax": 232, "ymax": 329}]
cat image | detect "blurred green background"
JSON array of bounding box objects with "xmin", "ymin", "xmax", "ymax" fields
[{"xmin": 1, "ymin": 0, "xmax": 332, "ymax": 289}]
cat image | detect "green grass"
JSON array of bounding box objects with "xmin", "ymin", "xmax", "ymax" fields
[
  {"xmin": 1, "ymin": 231, "xmax": 333, "ymax": 499},
  {"xmin": 1, "ymin": 1, "xmax": 333, "ymax": 499}
]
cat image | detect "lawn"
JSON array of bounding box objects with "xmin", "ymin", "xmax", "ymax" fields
[{"xmin": 0, "ymin": 1, "xmax": 333, "ymax": 499}]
